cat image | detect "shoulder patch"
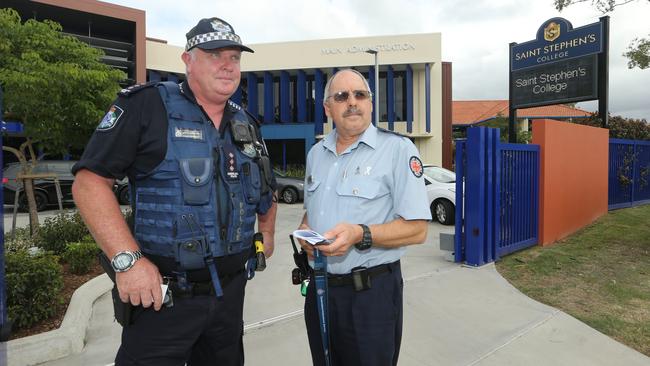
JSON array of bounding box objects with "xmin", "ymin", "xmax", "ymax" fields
[
  {"xmin": 409, "ymin": 156, "xmax": 424, "ymax": 178},
  {"xmin": 377, "ymin": 127, "xmax": 408, "ymax": 138},
  {"xmin": 97, "ymin": 105, "xmax": 124, "ymax": 131},
  {"xmin": 118, "ymin": 82, "xmax": 157, "ymax": 97}
]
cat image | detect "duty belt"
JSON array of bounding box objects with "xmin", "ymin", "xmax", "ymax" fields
[
  {"xmin": 326, "ymin": 261, "xmax": 398, "ymax": 287},
  {"xmin": 166, "ymin": 269, "xmax": 244, "ymax": 297}
]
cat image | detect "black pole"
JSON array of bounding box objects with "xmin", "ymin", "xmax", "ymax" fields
[
  {"xmin": 508, "ymin": 42, "xmax": 517, "ymax": 143},
  {"xmin": 598, "ymin": 16, "xmax": 609, "ymax": 127},
  {"xmin": 0, "ymin": 84, "xmax": 11, "ymax": 343}
]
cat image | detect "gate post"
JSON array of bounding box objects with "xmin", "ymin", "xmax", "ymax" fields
[
  {"xmin": 464, "ymin": 127, "xmax": 499, "ymax": 266},
  {"xmin": 454, "ymin": 140, "xmax": 466, "ymax": 262}
]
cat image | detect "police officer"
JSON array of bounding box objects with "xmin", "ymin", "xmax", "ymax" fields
[
  {"xmin": 298, "ymin": 69, "xmax": 431, "ymax": 365},
  {"xmin": 72, "ymin": 17, "xmax": 277, "ymax": 366}
]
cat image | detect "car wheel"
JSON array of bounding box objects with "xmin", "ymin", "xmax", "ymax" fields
[
  {"xmin": 118, "ymin": 186, "xmax": 130, "ymax": 205},
  {"xmin": 281, "ymin": 187, "xmax": 298, "ymax": 204},
  {"xmin": 432, "ymin": 199, "xmax": 455, "ymax": 225},
  {"xmin": 18, "ymin": 190, "xmax": 48, "ymax": 212}
]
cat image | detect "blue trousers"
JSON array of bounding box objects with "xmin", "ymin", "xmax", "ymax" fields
[
  {"xmin": 304, "ymin": 261, "xmax": 403, "ymax": 366},
  {"xmin": 115, "ymin": 271, "xmax": 246, "ymax": 366}
]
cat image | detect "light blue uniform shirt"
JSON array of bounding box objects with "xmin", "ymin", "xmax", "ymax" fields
[{"xmin": 304, "ymin": 123, "xmax": 432, "ymax": 274}]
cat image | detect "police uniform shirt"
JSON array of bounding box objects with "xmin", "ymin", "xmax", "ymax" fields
[
  {"xmin": 72, "ymin": 81, "xmax": 253, "ymax": 281},
  {"xmin": 304, "ymin": 123, "xmax": 432, "ymax": 274}
]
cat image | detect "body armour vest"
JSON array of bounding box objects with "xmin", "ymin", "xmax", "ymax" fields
[{"xmin": 132, "ymin": 82, "xmax": 273, "ymax": 272}]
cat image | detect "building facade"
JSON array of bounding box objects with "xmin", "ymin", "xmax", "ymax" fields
[
  {"xmin": 3, "ymin": 0, "xmax": 452, "ymax": 168},
  {"xmin": 148, "ymin": 34, "xmax": 450, "ymax": 167}
]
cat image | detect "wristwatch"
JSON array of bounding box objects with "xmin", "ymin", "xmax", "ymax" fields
[
  {"xmin": 354, "ymin": 224, "xmax": 373, "ymax": 251},
  {"xmin": 110, "ymin": 250, "xmax": 143, "ymax": 272}
]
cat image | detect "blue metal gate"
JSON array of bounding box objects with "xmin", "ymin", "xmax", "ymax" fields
[
  {"xmin": 609, "ymin": 138, "xmax": 650, "ymax": 210},
  {"xmin": 454, "ymin": 127, "xmax": 540, "ymax": 266}
]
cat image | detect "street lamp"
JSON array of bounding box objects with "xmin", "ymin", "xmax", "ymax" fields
[{"xmin": 365, "ymin": 49, "xmax": 379, "ymax": 125}]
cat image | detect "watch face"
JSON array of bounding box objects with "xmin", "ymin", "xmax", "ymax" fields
[{"xmin": 113, "ymin": 252, "xmax": 133, "ymax": 270}]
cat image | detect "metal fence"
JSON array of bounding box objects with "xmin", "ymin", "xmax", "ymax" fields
[
  {"xmin": 454, "ymin": 127, "xmax": 539, "ymax": 266},
  {"xmin": 609, "ymin": 138, "xmax": 650, "ymax": 210}
]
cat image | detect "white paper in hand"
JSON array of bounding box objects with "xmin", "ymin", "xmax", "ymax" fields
[{"xmin": 293, "ymin": 229, "xmax": 331, "ymax": 245}]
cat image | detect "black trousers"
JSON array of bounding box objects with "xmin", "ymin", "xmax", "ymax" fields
[
  {"xmin": 115, "ymin": 271, "xmax": 247, "ymax": 366},
  {"xmin": 304, "ymin": 261, "xmax": 404, "ymax": 366}
]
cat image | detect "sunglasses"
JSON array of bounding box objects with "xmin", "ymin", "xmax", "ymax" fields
[{"xmin": 327, "ymin": 90, "xmax": 372, "ymax": 103}]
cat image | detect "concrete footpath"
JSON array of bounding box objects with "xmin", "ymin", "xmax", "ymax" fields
[{"xmin": 5, "ymin": 204, "xmax": 650, "ymax": 366}]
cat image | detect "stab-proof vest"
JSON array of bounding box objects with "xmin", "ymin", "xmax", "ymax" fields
[{"xmin": 132, "ymin": 82, "xmax": 272, "ymax": 271}]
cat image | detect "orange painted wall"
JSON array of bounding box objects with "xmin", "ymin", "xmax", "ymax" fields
[{"xmin": 532, "ymin": 119, "xmax": 609, "ymax": 245}]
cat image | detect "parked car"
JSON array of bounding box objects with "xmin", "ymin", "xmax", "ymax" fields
[
  {"xmin": 273, "ymin": 169, "xmax": 304, "ymax": 204},
  {"xmin": 423, "ymin": 165, "xmax": 456, "ymax": 225},
  {"xmin": 2, "ymin": 160, "xmax": 77, "ymax": 212},
  {"xmin": 2, "ymin": 160, "xmax": 131, "ymax": 211}
]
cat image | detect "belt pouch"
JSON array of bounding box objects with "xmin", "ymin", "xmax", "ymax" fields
[{"xmin": 351, "ymin": 266, "xmax": 372, "ymax": 292}]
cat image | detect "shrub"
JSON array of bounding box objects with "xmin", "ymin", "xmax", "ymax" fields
[
  {"xmin": 63, "ymin": 241, "xmax": 100, "ymax": 275},
  {"xmin": 36, "ymin": 211, "xmax": 89, "ymax": 254},
  {"xmin": 3, "ymin": 227, "xmax": 37, "ymax": 253},
  {"xmin": 6, "ymin": 250, "xmax": 64, "ymax": 330}
]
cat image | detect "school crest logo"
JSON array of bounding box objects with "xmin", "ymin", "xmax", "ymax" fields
[
  {"xmin": 544, "ymin": 22, "xmax": 560, "ymax": 42},
  {"xmin": 97, "ymin": 105, "xmax": 124, "ymax": 131}
]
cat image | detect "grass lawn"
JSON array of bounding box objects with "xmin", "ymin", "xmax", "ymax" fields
[{"xmin": 496, "ymin": 204, "xmax": 650, "ymax": 357}]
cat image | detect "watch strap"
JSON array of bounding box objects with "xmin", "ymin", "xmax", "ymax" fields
[{"xmin": 354, "ymin": 224, "xmax": 372, "ymax": 250}]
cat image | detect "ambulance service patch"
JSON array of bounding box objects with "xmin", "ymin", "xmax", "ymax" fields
[
  {"xmin": 409, "ymin": 156, "xmax": 423, "ymax": 178},
  {"xmin": 97, "ymin": 105, "xmax": 124, "ymax": 131}
]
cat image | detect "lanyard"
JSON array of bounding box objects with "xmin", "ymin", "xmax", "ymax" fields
[{"xmin": 313, "ymin": 249, "xmax": 331, "ymax": 366}]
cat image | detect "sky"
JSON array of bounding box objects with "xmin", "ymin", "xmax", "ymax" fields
[{"xmin": 107, "ymin": 0, "xmax": 650, "ymax": 120}]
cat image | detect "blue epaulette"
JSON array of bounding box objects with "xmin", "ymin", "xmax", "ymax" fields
[
  {"xmin": 118, "ymin": 82, "xmax": 158, "ymax": 97},
  {"xmin": 377, "ymin": 127, "xmax": 409, "ymax": 138}
]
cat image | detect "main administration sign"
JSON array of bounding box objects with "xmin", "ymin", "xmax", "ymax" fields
[{"xmin": 510, "ymin": 18, "xmax": 603, "ymax": 108}]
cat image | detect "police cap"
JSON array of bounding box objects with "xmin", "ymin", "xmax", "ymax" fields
[{"xmin": 185, "ymin": 17, "xmax": 254, "ymax": 53}]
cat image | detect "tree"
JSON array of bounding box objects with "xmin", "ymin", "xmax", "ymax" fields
[
  {"xmin": 0, "ymin": 8, "xmax": 124, "ymax": 230},
  {"xmin": 575, "ymin": 113, "xmax": 650, "ymax": 140},
  {"xmin": 0, "ymin": 8, "xmax": 124, "ymax": 153},
  {"xmin": 553, "ymin": 0, "xmax": 650, "ymax": 69}
]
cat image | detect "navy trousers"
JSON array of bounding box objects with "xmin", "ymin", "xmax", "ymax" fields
[
  {"xmin": 304, "ymin": 261, "xmax": 403, "ymax": 366},
  {"xmin": 115, "ymin": 271, "xmax": 246, "ymax": 366}
]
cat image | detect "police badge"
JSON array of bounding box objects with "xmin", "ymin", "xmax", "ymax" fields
[
  {"xmin": 544, "ymin": 22, "xmax": 560, "ymax": 42},
  {"xmin": 242, "ymin": 143, "xmax": 257, "ymax": 158}
]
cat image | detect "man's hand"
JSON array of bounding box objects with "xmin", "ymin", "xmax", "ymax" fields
[
  {"xmin": 318, "ymin": 222, "xmax": 363, "ymax": 257},
  {"xmin": 297, "ymin": 222, "xmax": 315, "ymax": 259},
  {"xmin": 116, "ymin": 257, "xmax": 163, "ymax": 311}
]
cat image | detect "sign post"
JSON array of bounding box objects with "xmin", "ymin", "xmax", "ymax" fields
[{"xmin": 508, "ymin": 17, "xmax": 609, "ymax": 141}]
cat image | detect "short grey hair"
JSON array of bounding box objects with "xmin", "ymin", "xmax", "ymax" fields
[
  {"xmin": 184, "ymin": 48, "xmax": 198, "ymax": 75},
  {"xmin": 323, "ymin": 68, "xmax": 373, "ymax": 104}
]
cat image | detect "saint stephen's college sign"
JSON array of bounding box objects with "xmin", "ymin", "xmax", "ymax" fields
[{"xmin": 509, "ymin": 17, "xmax": 609, "ymax": 109}]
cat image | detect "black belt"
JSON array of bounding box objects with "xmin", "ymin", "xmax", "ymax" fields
[
  {"xmin": 167, "ymin": 269, "xmax": 244, "ymax": 297},
  {"xmin": 326, "ymin": 261, "xmax": 399, "ymax": 287}
]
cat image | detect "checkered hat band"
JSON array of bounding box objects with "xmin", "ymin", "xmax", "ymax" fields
[{"xmin": 186, "ymin": 31, "xmax": 242, "ymax": 50}]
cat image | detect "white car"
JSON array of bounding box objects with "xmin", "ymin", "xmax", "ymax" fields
[{"xmin": 423, "ymin": 165, "xmax": 456, "ymax": 225}]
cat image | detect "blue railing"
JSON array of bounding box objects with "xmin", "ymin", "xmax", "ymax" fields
[
  {"xmin": 609, "ymin": 139, "xmax": 650, "ymax": 210},
  {"xmin": 497, "ymin": 143, "xmax": 539, "ymax": 257},
  {"xmin": 454, "ymin": 127, "xmax": 539, "ymax": 266}
]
